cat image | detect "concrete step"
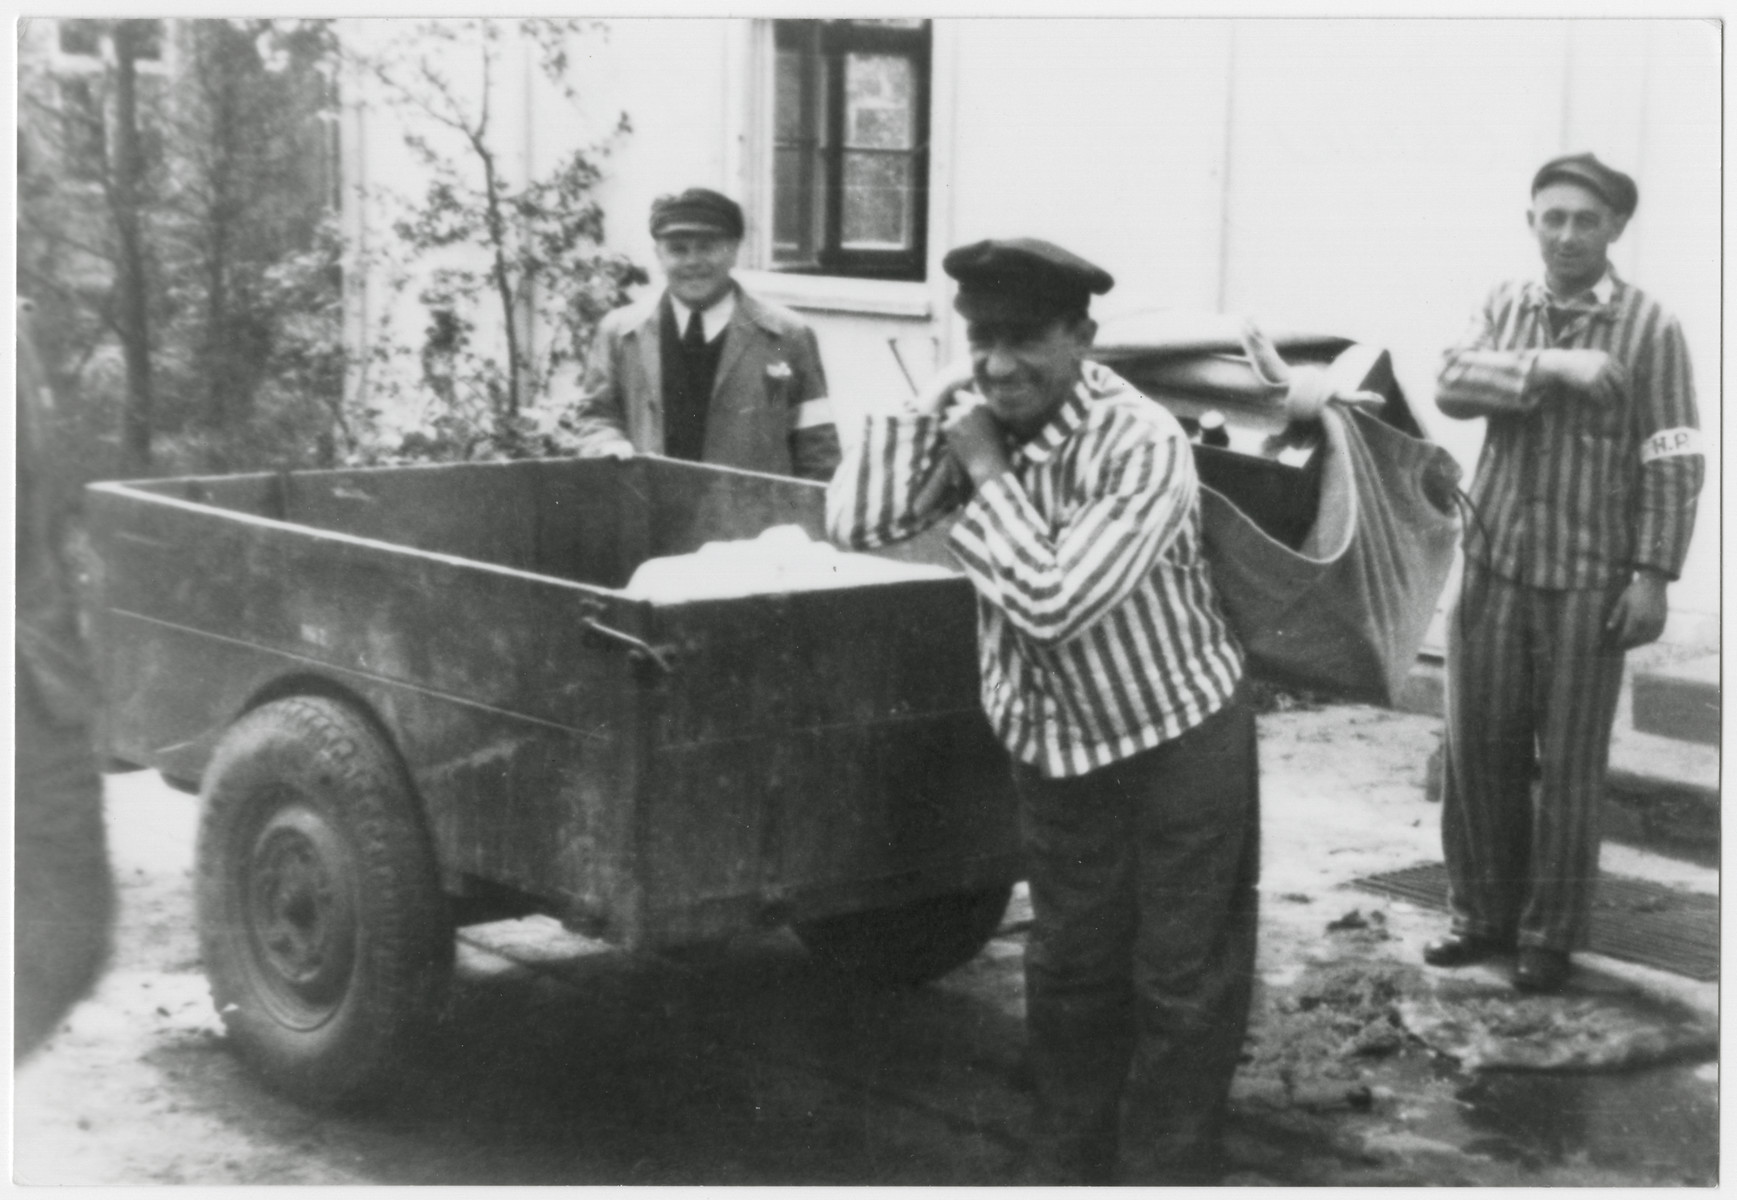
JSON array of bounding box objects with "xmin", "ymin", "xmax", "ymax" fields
[
  {"xmin": 1632, "ymin": 654, "xmax": 1719, "ymax": 746},
  {"xmin": 1402, "ymin": 653, "xmax": 1719, "ymax": 862}
]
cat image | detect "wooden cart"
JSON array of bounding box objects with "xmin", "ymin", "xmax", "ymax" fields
[{"xmin": 88, "ymin": 456, "xmax": 1021, "ymax": 1107}]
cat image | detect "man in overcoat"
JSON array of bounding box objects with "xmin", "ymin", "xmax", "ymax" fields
[{"xmin": 565, "ymin": 187, "xmax": 840, "ymax": 480}]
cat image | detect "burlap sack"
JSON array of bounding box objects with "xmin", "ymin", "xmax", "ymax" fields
[{"xmin": 1202, "ymin": 404, "xmax": 1460, "ymax": 706}]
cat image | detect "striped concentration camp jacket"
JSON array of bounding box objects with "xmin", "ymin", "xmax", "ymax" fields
[
  {"xmin": 826, "ymin": 361, "xmax": 1244, "ymax": 779},
  {"xmin": 1436, "ymin": 273, "xmax": 1703, "ymax": 589}
]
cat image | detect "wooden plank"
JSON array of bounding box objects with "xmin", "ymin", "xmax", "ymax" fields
[
  {"xmin": 637, "ymin": 715, "xmax": 1020, "ymax": 945},
  {"xmin": 645, "ymin": 578, "xmax": 982, "ymax": 744}
]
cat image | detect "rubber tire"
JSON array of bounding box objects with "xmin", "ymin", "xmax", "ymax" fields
[
  {"xmin": 195, "ymin": 696, "xmax": 452, "ymax": 1110},
  {"xmin": 793, "ymin": 883, "xmax": 1015, "ymax": 987}
]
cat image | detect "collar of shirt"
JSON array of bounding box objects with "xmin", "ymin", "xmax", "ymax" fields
[
  {"xmin": 669, "ymin": 287, "xmax": 737, "ymax": 344},
  {"xmin": 1527, "ymin": 269, "xmax": 1618, "ymax": 315},
  {"xmin": 1014, "ymin": 361, "xmax": 1122, "ymax": 466}
]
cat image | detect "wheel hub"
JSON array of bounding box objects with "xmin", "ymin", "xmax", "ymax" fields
[{"xmin": 243, "ymin": 803, "xmax": 358, "ymax": 1022}]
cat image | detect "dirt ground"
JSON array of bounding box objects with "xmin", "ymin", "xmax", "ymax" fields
[{"xmin": 12, "ymin": 701, "xmax": 1719, "ymax": 1186}]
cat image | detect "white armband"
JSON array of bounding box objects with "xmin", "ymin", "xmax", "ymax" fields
[
  {"xmin": 794, "ymin": 396, "xmax": 834, "ymax": 429},
  {"xmin": 1640, "ymin": 427, "xmax": 1703, "ymax": 463}
]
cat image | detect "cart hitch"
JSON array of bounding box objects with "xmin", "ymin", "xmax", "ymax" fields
[{"xmin": 578, "ymin": 605, "xmax": 678, "ymax": 674}]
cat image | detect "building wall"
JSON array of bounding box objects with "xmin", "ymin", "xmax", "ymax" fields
[{"xmin": 345, "ymin": 17, "xmax": 1719, "ymax": 645}]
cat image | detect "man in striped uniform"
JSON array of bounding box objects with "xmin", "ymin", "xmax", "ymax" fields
[
  {"xmin": 1429, "ymin": 154, "xmax": 1703, "ymax": 992},
  {"xmin": 826, "ymin": 238, "xmax": 1256, "ymax": 1185}
]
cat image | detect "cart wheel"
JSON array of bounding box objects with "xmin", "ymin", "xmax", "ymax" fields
[
  {"xmin": 195, "ymin": 696, "xmax": 451, "ymax": 1110},
  {"xmin": 793, "ymin": 883, "xmax": 1014, "ymax": 987}
]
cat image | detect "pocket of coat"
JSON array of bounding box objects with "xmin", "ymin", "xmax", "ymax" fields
[{"xmin": 763, "ymin": 360, "xmax": 795, "ymax": 407}]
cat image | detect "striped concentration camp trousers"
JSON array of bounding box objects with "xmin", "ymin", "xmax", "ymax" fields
[
  {"xmin": 826, "ymin": 361, "xmax": 1243, "ymax": 780},
  {"xmin": 1440, "ymin": 560, "xmax": 1627, "ymax": 952}
]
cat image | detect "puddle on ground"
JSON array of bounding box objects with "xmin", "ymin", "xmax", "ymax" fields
[{"xmin": 1397, "ymin": 1054, "xmax": 1718, "ymax": 1182}]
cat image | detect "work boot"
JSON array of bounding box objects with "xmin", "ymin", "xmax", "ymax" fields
[
  {"xmin": 1513, "ymin": 947, "xmax": 1571, "ymax": 993},
  {"xmin": 1422, "ymin": 931, "xmax": 1513, "ymax": 967}
]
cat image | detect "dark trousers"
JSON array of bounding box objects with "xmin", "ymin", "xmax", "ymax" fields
[
  {"xmin": 1013, "ymin": 696, "xmax": 1260, "ymax": 1183},
  {"xmin": 1442, "ymin": 560, "xmax": 1627, "ymax": 952}
]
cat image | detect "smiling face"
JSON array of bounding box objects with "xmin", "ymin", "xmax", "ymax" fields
[
  {"xmin": 654, "ymin": 232, "xmax": 741, "ymax": 310},
  {"xmin": 964, "ymin": 312, "xmax": 1097, "ymax": 440},
  {"xmin": 1528, "ymin": 181, "xmax": 1628, "ymax": 296}
]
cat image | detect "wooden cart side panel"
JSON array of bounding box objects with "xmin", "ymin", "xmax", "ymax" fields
[
  {"xmin": 530, "ymin": 458, "xmax": 653, "ymax": 590},
  {"xmin": 631, "ymin": 573, "xmax": 1019, "ymax": 945},
  {"xmin": 646, "ymin": 578, "xmax": 984, "ymax": 744},
  {"xmin": 86, "ymin": 484, "xmax": 654, "ymax": 934},
  {"xmin": 637, "ymin": 713, "xmax": 1021, "ymax": 945},
  {"xmin": 641, "ymin": 457, "xmax": 828, "ymax": 556},
  {"xmin": 98, "ymin": 616, "xmax": 642, "ymax": 932},
  {"xmin": 130, "ymin": 459, "xmax": 660, "ymax": 591},
  {"xmin": 126, "ymin": 465, "xmax": 540, "ymax": 570},
  {"xmin": 87, "ymin": 483, "xmax": 657, "ymax": 725}
]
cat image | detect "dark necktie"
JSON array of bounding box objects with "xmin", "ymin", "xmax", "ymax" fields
[{"xmin": 683, "ymin": 307, "xmax": 706, "ymax": 351}]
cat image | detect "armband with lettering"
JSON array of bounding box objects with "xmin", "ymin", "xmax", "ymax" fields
[{"xmin": 1639, "ymin": 427, "xmax": 1702, "ymax": 463}]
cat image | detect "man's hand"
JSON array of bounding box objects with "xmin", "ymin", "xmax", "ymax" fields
[
  {"xmin": 1605, "ymin": 569, "xmax": 1669, "ymax": 651},
  {"xmin": 943, "ymin": 401, "xmax": 1013, "ymax": 489},
  {"xmin": 911, "ymin": 360, "xmax": 978, "ymax": 418},
  {"xmin": 1534, "ymin": 349, "xmax": 1625, "ymax": 405}
]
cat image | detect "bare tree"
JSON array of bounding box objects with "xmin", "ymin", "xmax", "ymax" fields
[{"xmin": 348, "ymin": 19, "xmax": 645, "ymax": 460}]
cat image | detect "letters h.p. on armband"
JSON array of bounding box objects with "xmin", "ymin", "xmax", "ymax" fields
[{"xmin": 1640, "ymin": 427, "xmax": 1703, "ymax": 463}]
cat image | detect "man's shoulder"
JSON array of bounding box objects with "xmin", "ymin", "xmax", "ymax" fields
[
  {"xmin": 735, "ymin": 288, "xmax": 817, "ymax": 339},
  {"xmin": 1074, "ymin": 362, "xmax": 1191, "ymax": 449},
  {"xmin": 601, "ymin": 295, "xmax": 662, "ymax": 337},
  {"xmin": 1480, "ymin": 278, "xmax": 1536, "ymax": 309},
  {"xmin": 1611, "ymin": 278, "xmax": 1682, "ymax": 328}
]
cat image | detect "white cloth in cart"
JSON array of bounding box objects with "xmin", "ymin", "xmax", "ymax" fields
[{"xmin": 623, "ymin": 524, "xmax": 953, "ymax": 602}]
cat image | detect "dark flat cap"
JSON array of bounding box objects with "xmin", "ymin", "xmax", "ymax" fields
[
  {"xmin": 1532, "ymin": 153, "xmax": 1638, "ymax": 218},
  {"xmin": 944, "ymin": 237, "xmax": 1114, "ymax": 322},
  {"xmin": 650, "ymin": 188, "xmax": 745, "ymax": 239}
]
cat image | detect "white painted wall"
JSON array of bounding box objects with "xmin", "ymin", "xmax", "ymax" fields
[{"xmin": 345, "ymin": 17, "xmax": 1719, "ymax": 646}]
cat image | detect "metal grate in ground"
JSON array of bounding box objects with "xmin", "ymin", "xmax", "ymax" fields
[{"xmin": 1353, "ymin": 862, "xmax": 1719, "ymax": 982}]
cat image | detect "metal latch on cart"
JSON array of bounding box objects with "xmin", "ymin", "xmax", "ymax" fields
[{"xmin": 578, "ymin": 600, "xmax": 679, "ymax": 674}]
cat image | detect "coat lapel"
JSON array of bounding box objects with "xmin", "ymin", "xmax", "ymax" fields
[{"xmin": 711, "ymin": 289, "xmax": 756, "ymax": 401}]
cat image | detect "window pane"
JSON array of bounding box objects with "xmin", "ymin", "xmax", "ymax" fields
[
  {"xmin": 58, "ymin": 78, "xmax": 106, "ymax": 182},
  {"xmin": 842, "ymin": 152, "xmax": 912, "ymax": 249},
  {"xmin": 58, "ymin": 19, "xmax": 102, "ymax": 57},
  {"xmin": 774, "ymin": 48, "xmax": 804, "ymax": 140},
  {"xmin": 772, "ymin": 147, "xmax": 807, "ymax": 260},
  {"xmin": 131, "ymin": 20, "xmax": 163, "ymax": 61},
  {"xmin": 844, "ymin": 54, "xmax": 913, "ymax": 150}
]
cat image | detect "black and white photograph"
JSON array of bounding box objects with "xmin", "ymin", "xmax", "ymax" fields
[{"xmin": 13, "ymin": 10, "xmax": 1720, "ymax": 1187}]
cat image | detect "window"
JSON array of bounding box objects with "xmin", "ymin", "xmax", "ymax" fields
[
  {"xmin": 58, "ymin": 77, "xmax": 107, "ymax": 182},
  {"xmin": 772, "ymin": 20, "xmax": 930, "ymax": 281},
  {"xmin": 126, "ymin": 20, "xmax": 164, "ymax": 61},
  {"xmin": 57, "ymin": 20, "xmax": 101, "ymax": 58},
  {"xmin": 55, "ymin": 19, "xmax": 163, "ymax": 62}
]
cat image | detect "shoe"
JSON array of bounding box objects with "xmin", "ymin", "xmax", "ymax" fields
[
  {"xmin": 1513, "ymin": 947, "xmax": 1571, "ymax": 992},
  {"xmin": 1422, "ymin": 932, "xmax": 1512, "ymax": 967}
]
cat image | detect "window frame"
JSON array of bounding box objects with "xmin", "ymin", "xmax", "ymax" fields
[{"xmin": 770, "ymin": 19, "xmax": 932, "ymax": 283}]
